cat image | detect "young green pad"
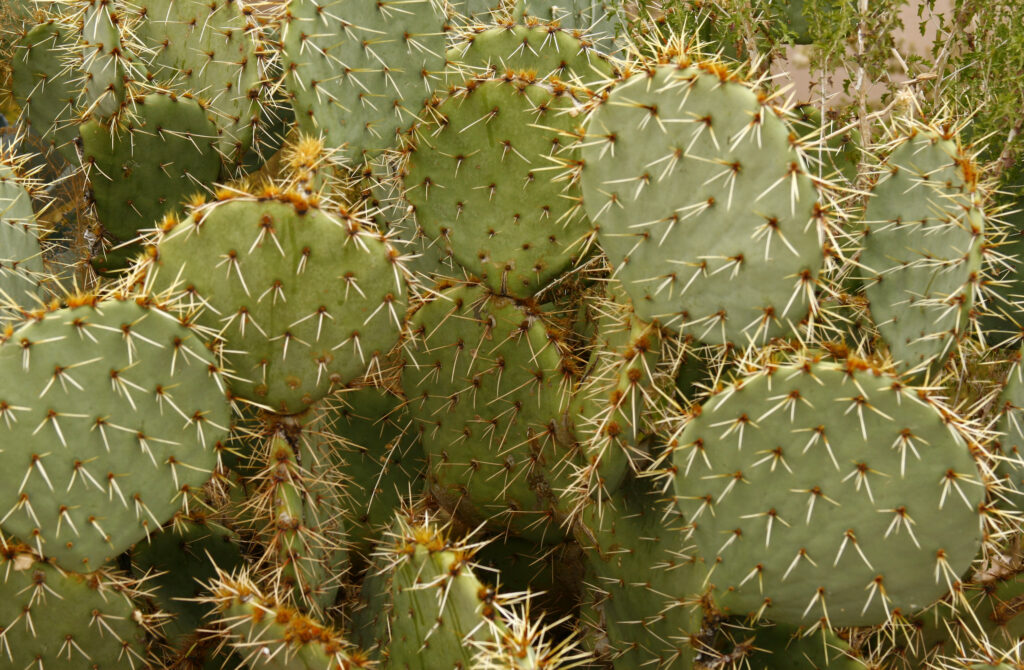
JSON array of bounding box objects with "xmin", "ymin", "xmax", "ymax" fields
[
  {"xmin": 580, "ymin": 60, "xmax": 825, "ymax": 344},
  {"xmin": 673, "ymin": 356, "xmax": 985, "ymax": 626},
  {"xmin": 0, "ymin": 297, "xmax": 231, "ymax": 571},
  {"xmin": 0, "ymin": 547, "xmax": 150, "ymax": 669},
  {"xmin": 281, "ymin": 0, "xmax": 451, "ymax": 161},
  {"xmin": 80, "ymin": 91, "xmax": 222, "ymax": 240},
  {"xmin": 404, "ymin": 74, "xmax": 594, "ymax": 299},
  {"xmin": 146, "ymin": 191, "xmax": 408, "ymax": 414}
]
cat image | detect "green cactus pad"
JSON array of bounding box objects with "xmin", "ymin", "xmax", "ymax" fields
[
  {"xmin": 384, "ymin": 517, "xmax": 500, "ymax": 668},
  {"xmin": 447, "ymin": 22, "xmax": 615, "ymax": 83},
  {"xmin": 133, "ymin": 0, "xmax": 265, "ymax": 165},
  {"xmin": 146, "ymin": 191, "xmax": 408, "ymax": 414},
  {"xmin": 319, "ymin": 388, "xmax": 426, "ymax": 564},
  {"xmin": 12, "ymin": 21, "xmax": 79, "ymax": 162},
  {"xmin": 76, "ymin": 0, "xmax": 129, "ymax": 118},
  {"xmin": 860, "ymin": 123, "xmax": 986, "ymax": 376},
  {"xmin": 0, "ymin": 164, "xmax": 45, "ymax": 315},
  {"xmin": 995, "ymin": 348, "xmax": 1024, "ymax": 511},
  {"xmin": 673, "ymin": 356, "xmax": 985, "ymax": 626},
  {"xmin": 577, "ymin": 473, "xmax": 706, "ymax": 669},
  {"xmin": 518, "ymin": 0, "xmax": 622, "ymax": 51},
  {"xmin": 80, "ymin": 91, "xmax": 222, "ymax": 240},
  {"xmin": 133, "ymin": 515, "xmax": 245, "ymax": 652},
  {"xmin": 281, "ymin": 0, "xmax": 451, "ymax": 160},
  {"xmin": 404, "ymin": 74, "xmax": 594, "ymax": 298},
  {"xmin": 401, "ymin": 283, "xmax": 579, "ymax": 542},
  {"xmin": 0, "ymin": 297, "xmax": 231, "ymax": 570},
  {"xmin": 0, "ymin": 547, "xmax": 150, "ymax": 668},
  {"xmin": 580, "ymin": 60, "xmax": 825, "ymax": 344},
  {"xmin": 572, "ymin": 283, "xmax": 663, "ymax": 500}
]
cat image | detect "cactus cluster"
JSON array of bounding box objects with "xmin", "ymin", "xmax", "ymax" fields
[{"xmin": 1, "ymin": 2, "xmax": 1024, "ymax": 670}]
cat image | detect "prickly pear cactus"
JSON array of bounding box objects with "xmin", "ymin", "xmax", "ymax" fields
[
  {"xmin": 0, "ymin": 295, "xmax": 231, "ymax": 570},
  {"xmin": 0, "ymin": 162, "xmax": 44, "ymax": 314},
  {"xmin": 401, "ymin": 283, "xmax": 579, "ymax": 542},
  {"xmin": 142, "ymin": 189, "xmax": 409, "ymax": 414},
  {"xmin": 0, "ymin": 546, "xmax": 151, "ymax": 668},
  {"xmin": 859, "ymin": 121, "xmax": 987, "ymax": 376},
  {"xmin": 403, "ymin": 72, "xmax": 594, "ymax": 298},
  {"xmin": 1, "ymin": 2, "xmax": 1024, "ymax": 669},
  {"xmin": 580, "ymin": 55, "xmax": 826, "ymax": 344},
  {"xmin": 673, "ymin": 355, "xmax": 985, "ymax": 626},
  {"xmin": 79, "ymin": 91, "xmax": 222, "ymax": 241}
]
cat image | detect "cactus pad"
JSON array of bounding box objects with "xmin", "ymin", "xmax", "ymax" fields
[
  {"xmin": 80, "ymin": 91, "xmax": 222, "ymax": 240},
  {"xmin": 860, "ymin": 123, "xmax": 986, "ymax": 375},
  {"xmin": 146, "ymin": 190, "xmax": 408, "ymax": 414},
  {"xmin": 0, "ymin": 296, "xmax": 231, "ymax": 570},
  {"xmin": 673, "ymin": 356, "xmax": 985, "ymax": 626},
  {"xmin": 404, "ymin": 74, "xmax": 593, "ymax": 298},
  {"xmin": 0, "ymin": 547, "xmax": 150, "ymax": 668},
  {"xmin": 281, "ymin": 0, "xmax": 450, "ymax": 160},
  {"xmin": 580, "ymin": 60, "xmax": 825, "ymax": 344},
  {"xmin": 401, "ymin": 283, "xmax": 578, "ymax": 541}
]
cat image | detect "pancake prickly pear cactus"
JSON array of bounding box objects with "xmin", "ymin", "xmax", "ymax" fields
[{"xmin": 1, "ymin": 2, "xmax": 1024, "ymax": 669}]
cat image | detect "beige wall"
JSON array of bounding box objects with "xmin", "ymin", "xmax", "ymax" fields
[{"xmin": 773, "ymin": 0, "xmax": 954, "ymax": 104}]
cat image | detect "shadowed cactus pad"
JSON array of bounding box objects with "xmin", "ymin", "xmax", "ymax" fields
[
  {"xmin": 12, "ymin": 21, "xmax": 78, "ymax": 161},
  {"xmin": 580, "ymin": 59, "xmax": 825, "ymax": 344},
  {"xmin": 133, "ymin": 0, "xmax": 265, "ymax": 164},
  {"xmin": 0, "ymin": 296, "xmax": 230, "ymax": 570},
  {"xmin": 0, "ymin": 163, "xmax": 45, "ymax": 315},
  {"xmin": 401, "ymin": 283, "xmax": 579, "ymax": 542},
  {"xmin": 80, "ymin": 91, "xmax": 222, "ymax": 240},
  {"xmin": 145, "ymin": 190, "xmax": 408, "ymax": 414},
  {"xmin": 673, "ymin": 356, "xmax": 985, "ymax": 626}
]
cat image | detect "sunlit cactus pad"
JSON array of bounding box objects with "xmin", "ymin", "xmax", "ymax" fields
[
  {"xmin": 145, "ymin": 190, "xmax": 408, "ymax": 414},
  {"xmin": 0, "ymin": 547, "xmax": 150, "ymax": 669},
  {"xmin": 404, "ymin": 73, "xmax": 593, "ymax": 298},
  {"xmin": 0, "ymin": 296, "xmax": 230, "ymax": 571},
  {"xmin": 674, "ymin": 356, "xmax": 985, "ymax": 626},
  {"xmin": 581, "ymin": 59, "xmax": 825, "ymax": 343},
  {"xmin": 281, "ymin": 0, "xmax": 450, "ymax": 160}
]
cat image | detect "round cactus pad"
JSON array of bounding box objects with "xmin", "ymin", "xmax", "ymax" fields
[
  {"xmin": 0, "ymin": 298, "xmax": 230, "ymax": 570},
  {"xmin": 404, "ymin": 75, "xmax": 593, "ymax": 298},
  {"xmin": 150, "ymin": 193, "xmax": 408, "ymax": 414},
  {"xmin": 674, "ymin": 357, "xmax": 984, "ymax": 626},
  {"xmin": 581, "ymin": 62, "xmax": 824, "ymax": 344}
]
